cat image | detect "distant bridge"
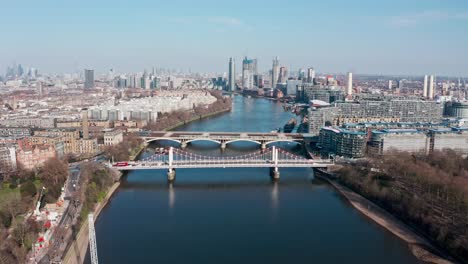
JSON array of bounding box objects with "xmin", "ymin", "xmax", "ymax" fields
[
  {"xmin": 139, "ymin": 131, "xmax": 305, "ymax": 149},
  {"xmin": 111, "ymin": 146, "xmax": 333, "ymax": 182}
]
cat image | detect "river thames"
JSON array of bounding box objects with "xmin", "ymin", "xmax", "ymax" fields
[{"xmin": 91, "ymin": 95, "xmax": 420, "ymax": 263}]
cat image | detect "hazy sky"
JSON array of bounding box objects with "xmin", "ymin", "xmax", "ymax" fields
[{"xmin": 1, "ymin": 0, "xmax": 468, "ymax": 76}]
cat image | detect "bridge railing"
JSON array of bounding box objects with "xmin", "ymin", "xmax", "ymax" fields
[
  {"xmin": 130, "ymin": 159, "xmax": 333, "ymax": 166},
  {"xmin": 168, "ymin": 135, "xmax": 296, "ymax": 140},
  {"xmin": 114, "ymin": 146, "xmax": 333, "ymax": 170}
]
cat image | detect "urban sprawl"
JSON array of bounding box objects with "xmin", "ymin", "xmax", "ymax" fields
[{"xmin": 0, "ymin": 59, "xmax": 467, "ymax": 262}]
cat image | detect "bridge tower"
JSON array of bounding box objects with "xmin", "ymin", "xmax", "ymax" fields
[
  {"xmin": 221, "ymin": 141, "xmax": 227, "ymax": 150},
  {"xmin": 167, "ymin": 147, "xmax": 176, "ymax": 182},
  {"xmin": 270, "ymin": 146, "xmax": 280, "ymax": 180}
]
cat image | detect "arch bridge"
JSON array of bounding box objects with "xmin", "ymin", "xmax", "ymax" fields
[{"xmin": 139, "ymin": 131, "xmax": 305, "ymax": 149}]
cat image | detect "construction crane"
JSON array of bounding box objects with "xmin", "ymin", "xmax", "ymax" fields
[{"xmin": 88, "ymin": 214, "xmax": 99, "ymax": 264}]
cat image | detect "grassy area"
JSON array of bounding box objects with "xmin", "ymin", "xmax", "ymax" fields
[
  {"xmin": 0, "ymin": 179, "xmax": 43, "ymax": 211},
  {"xmin": 129, "ymin": 144, "xmax": 145, "ymax": 161},
  {"xmin": 0, "ymin": 183, "xmax": 20, "ymax": 208}
]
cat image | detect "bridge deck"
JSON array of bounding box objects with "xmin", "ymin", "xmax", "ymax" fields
[
  {"xmin": 141, "ymin": 131, "xmax": 305, "ymax": 139},
  {"xmin": 113, "ymin": 160, "xmax": 332, "ymax": 170},
  {"xmin": 114, "ymin": 163, "xmax": 330, "ymax": 170},
  {"xmin": 114, "ymin": 146, "xmax": 333, "ymax": 171}
]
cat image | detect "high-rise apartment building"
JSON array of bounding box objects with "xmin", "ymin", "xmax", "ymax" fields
[
  {"xmin": 84, "ymin": 69, "xmax": 95, "ymax": 89},
  {"xmin": 242, "ymin": 57, "xmax": 256, "ymax": 89},
  {"xmin": 423, "ymin": 75, "xmax": 428, "ymax": 97},
  {"xmin": 272, "ymin": 57, "xmax": 280, "ymax": 89},
  {"xmin": 429, "ymin": 75, "xmax": 435, "ymax": 99},
  {"xmin": 228, "ymin": 57, "xmax": 236, "ymax": 91},
  {"xmin": 279, "ymin": 66, "xmax": 288, "ymax": 83},
  {"xmin": 307, "ymin": 68, "xmax": 316, "ymax": 83}
]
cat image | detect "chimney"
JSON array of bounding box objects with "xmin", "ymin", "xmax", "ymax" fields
[
  {"xmin": 82, "ymin": 108, "xmax": 89, "ymax": 139},
  {"xmin": 346, "ymin": 72, "xmax": 353, "ymax": 96}
]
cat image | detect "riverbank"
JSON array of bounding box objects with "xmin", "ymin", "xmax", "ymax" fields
[
  {"xmin": 314, "ymin": 170, "xmax": 454, "ymax": 264},
  {"xmin": 63, "ymin": 151, "xmax": 141, "ymax": 264},
  {"xmin": 62, "ymin": 101, "xmax": 232, "ymax": 263},
  {"xmin": 129, "ymin": 143, "xmax": 146, "ymax": 161},
  {"xmin": 163, "ymin": 108, "xmax": 231, "ymax": 131},
  {"xmin": 62, "ymin": 180, "xmax": 121, "ymax": 264}
]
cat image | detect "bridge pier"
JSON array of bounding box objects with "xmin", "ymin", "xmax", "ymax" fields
[
  {"xmin": 181, "ymin": 142, "xmax": 187, "ymax": 149},
  {"xmin": 261, "ymin": 143, "xmax": 266, "ymax": 150},
  {"xmin": 270, "ymin": 167, "xmax": 280, "ymax": 181},
  {"xmin": 167, "ymin": 169, "xmax": 176, "ymax": 183},
  {"xmin": 221, "ymin": 142, "xmax": 226, "ymax": 150}
]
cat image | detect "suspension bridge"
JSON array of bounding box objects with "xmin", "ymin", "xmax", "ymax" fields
[{"xmin": 110, "ymin": 146, "xmax": 333, "ymax": 181}]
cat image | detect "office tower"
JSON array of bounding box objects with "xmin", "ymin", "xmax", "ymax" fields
[
  {"xmin": 272, "ymin": 57, "xmax": 280, "ymax": 89},
  {"xmin": 423, "ymin": 75, "xmax": 428, "ymax": 97},
  {"xmin": 84, "ymin": 69, "xmax": 95, "ymax": 89},
  {"xmin": 29, "ymin": 67, "xmax": 37, "ymax": 78},
  {"xmin": 399, "ymin": 79, "xmax": 404, "ymax": 89},
  {"xmin": 82, "ymin": 109, "xmax": 89, "ymax": 139},
  {"xmin": 254, "ymin": 74, "xmax": 264, "ymax": 88},
  {"xmin": 37, "ymin": 82, "xmax": 43, "ymax": 96},
  {"xmin": 388, "ymin": 80, "xmax": 393, "ymax": 90},
  {"xmin": 152, "ymin": 77, "xmax": 161, "ymax": 90},
  {"xmin": 429, "ymin": 75, "xmax": 435, "ymax": 99},
  {"xmin": 307, "ymin": 68, "xmax": 316, "ymax": 83},
  {"xmin": 279, "ymin": 67, "xmax": 288, "ymax": 83},
  {"xmin": 346, "ymin": 72, "xmax": 353, "ymax": 96},
  {"xmin": 108, "ymin": 69, "xmax": 114, "ymax": 80},
  {"xmin": 242, "ymin": 57, "xmax": 256, "ymax": 89},
  {"xmin": 298, "ymin": 68, "xmax": 305, "ymax": 79},
  {"xmin": 17, "ymin": 64, "xmax": 24, "ymax": 77},
  {"xmin": 145, "ymin": 76, "xmax": 151, "ymax": 90},
  {"xmin": 228, "ymin": 57, "xmax": 236, "ymax": 91}
]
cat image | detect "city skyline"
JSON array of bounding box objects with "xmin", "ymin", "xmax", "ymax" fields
[{"xmin": 1, "ymin": 0, "xmax": 468, "ymax": 76}]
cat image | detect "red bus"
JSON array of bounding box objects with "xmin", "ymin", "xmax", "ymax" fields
[{"xmin": 114, "ymin": 162, "xmax": 128, "ymax": 167}]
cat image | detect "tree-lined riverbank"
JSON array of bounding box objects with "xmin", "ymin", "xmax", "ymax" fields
[
  {"xmin": 315, "ymin": 170, "xmax": 454, "ymax": 264},
  {"xmin": 62, "ymin": 92, "xmax": 232, "ymax": 264},
  {"xmin": 333, "ymin": 150, "xmax": 468, "ymax": 263},
  {"xmin": 144, "ymin": 91, "xmax": 232, "ymax": 131}
]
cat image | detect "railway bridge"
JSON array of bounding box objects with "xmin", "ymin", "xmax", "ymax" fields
[{"xmin": 139, "ymin": 131, "xmax": 305, "ymax": 150}]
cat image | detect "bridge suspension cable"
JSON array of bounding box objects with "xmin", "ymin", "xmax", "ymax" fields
[{"xmin": 131, "ymin": 146, "xmax": 332, "ymax": 168}]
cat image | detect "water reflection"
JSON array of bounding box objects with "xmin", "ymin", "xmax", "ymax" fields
[
  {"xmin": 93, "ymin": 96, "xmax": 420, "ymax": 264},
  {"xmin": 271, "ymin": 182, "xmax": 279, "ymax": 209},
  {"xmin": 168, "ymin": 183, "xmax": 175, "ymax": 209}
]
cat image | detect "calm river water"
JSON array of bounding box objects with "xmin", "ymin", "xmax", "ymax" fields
[{"xmin": 91, "ymin": 95, "xmax": 420, "ymax": 264}]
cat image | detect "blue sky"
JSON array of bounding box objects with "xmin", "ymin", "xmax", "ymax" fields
[{"xmin": 1, "ymin": 0, "xmax": 468, "ymax": 76}]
